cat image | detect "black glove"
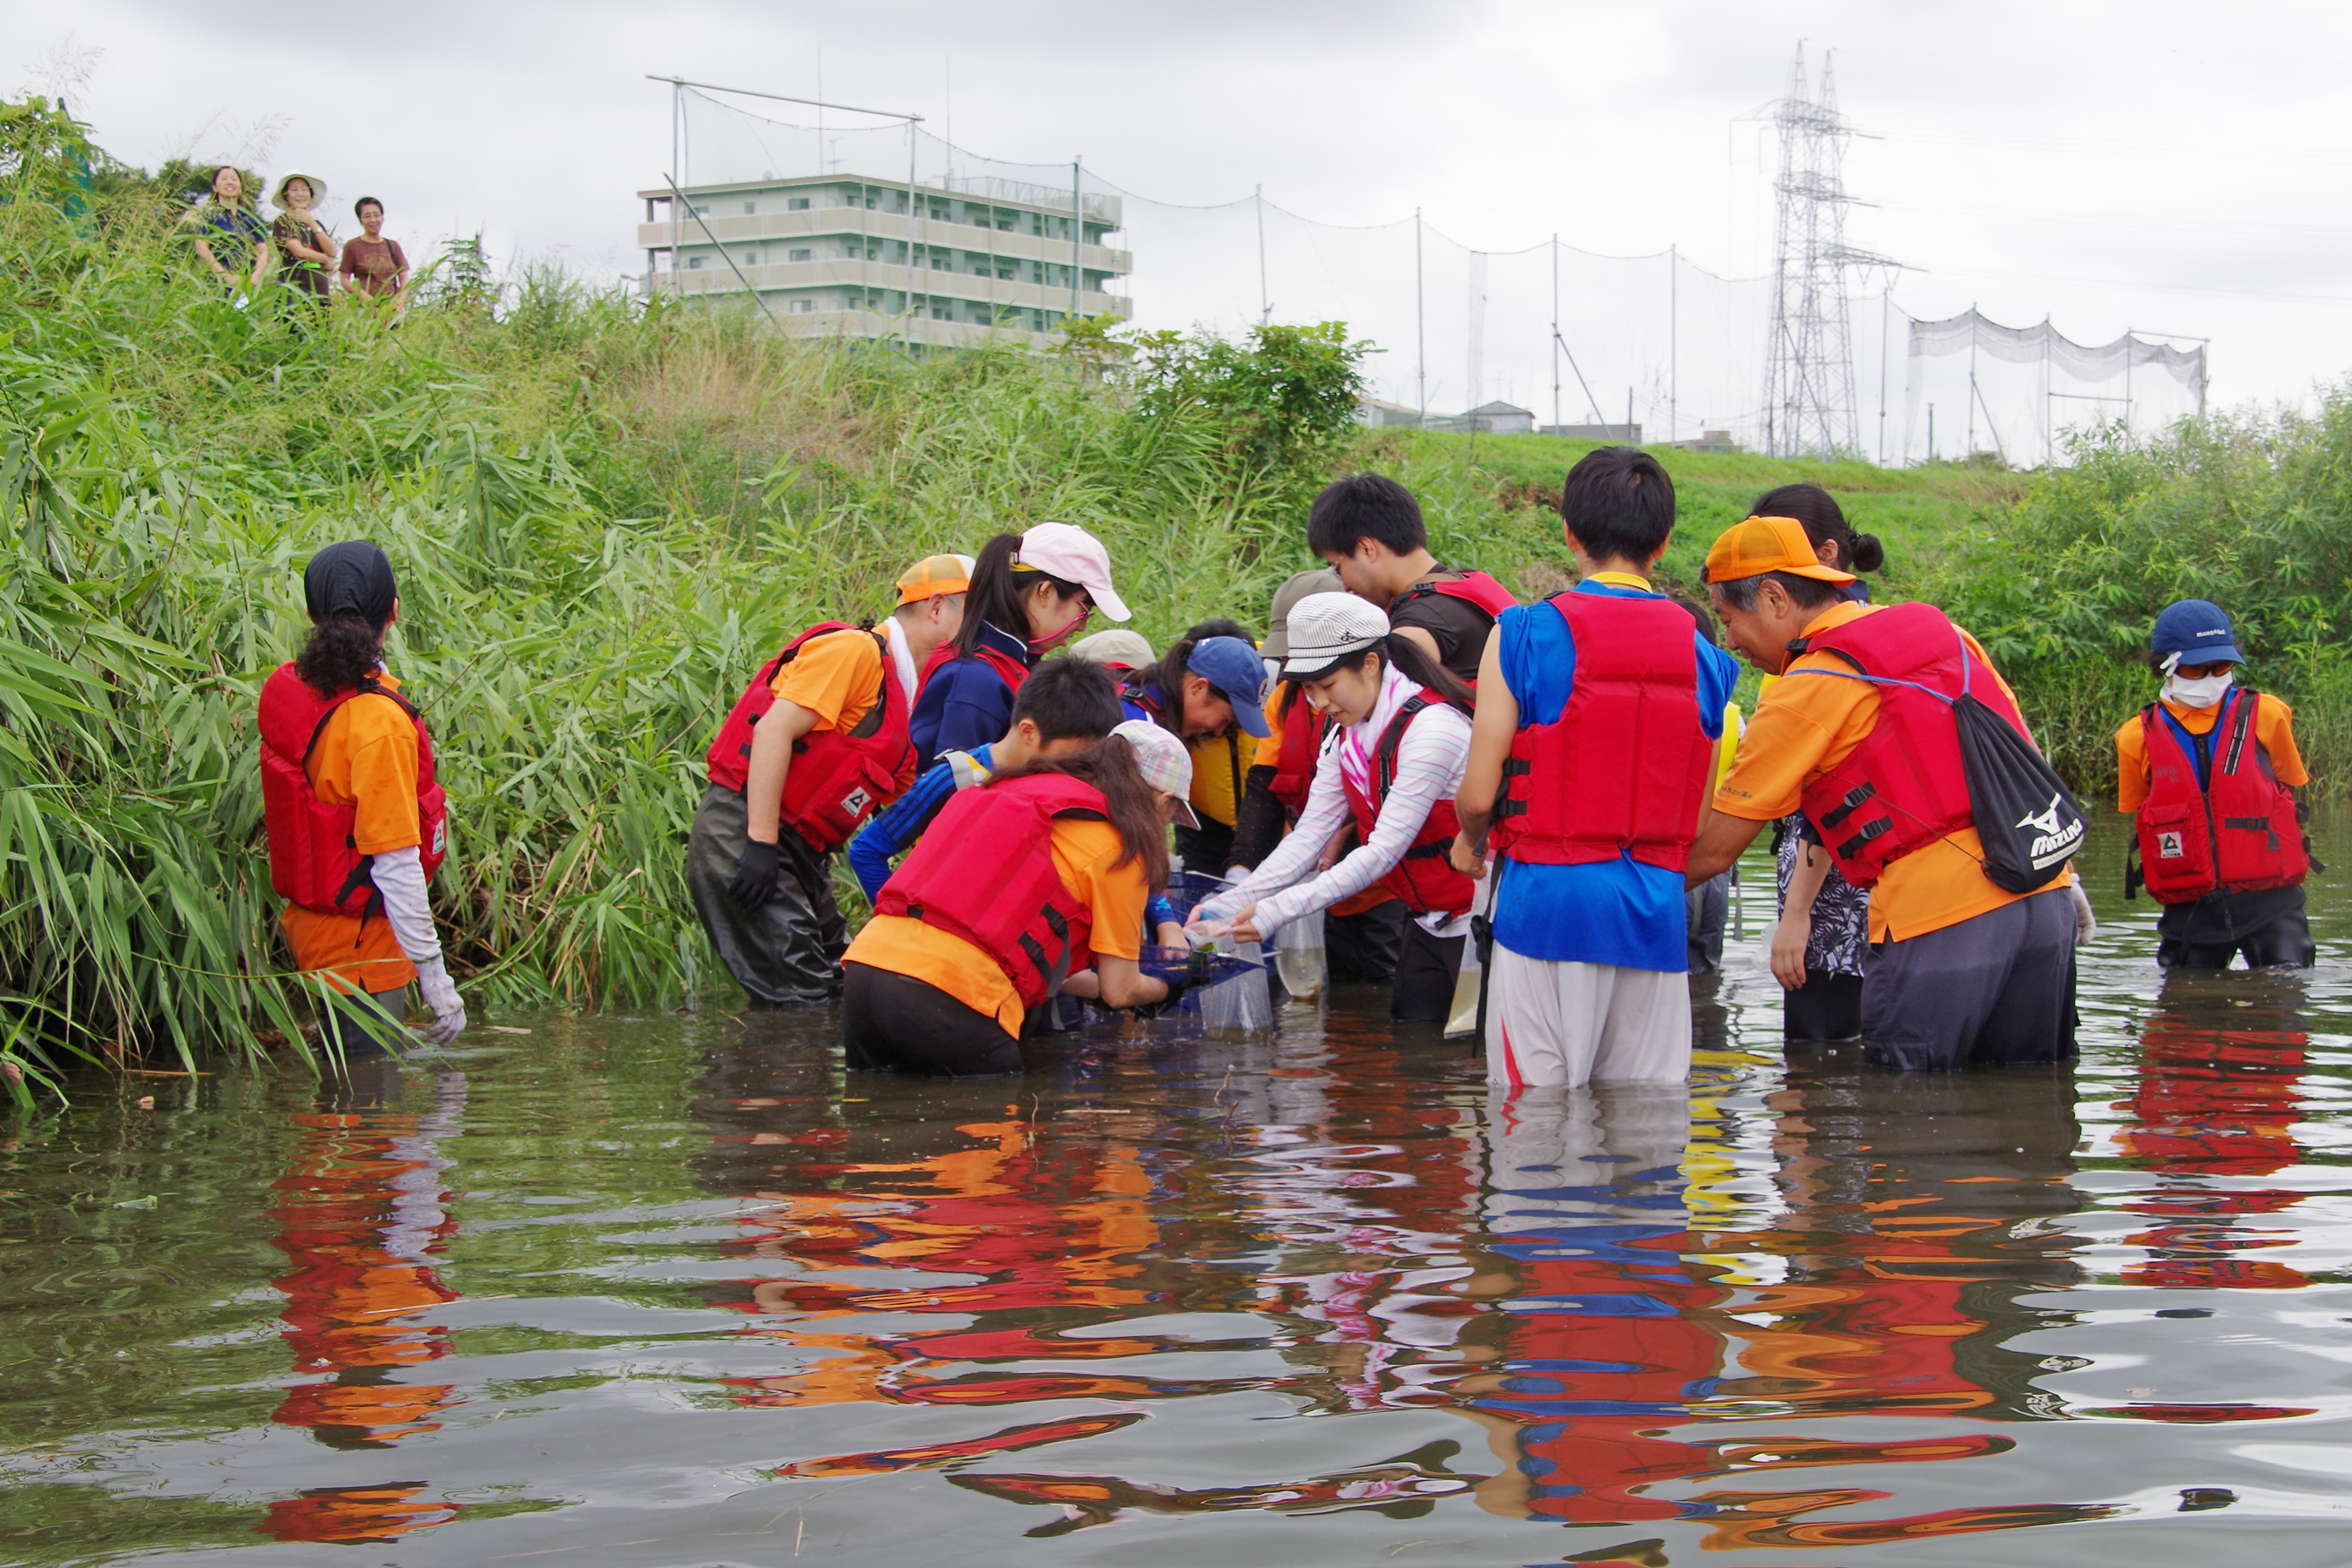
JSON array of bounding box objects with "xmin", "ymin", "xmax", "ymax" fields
[
  {"xmin": 726, "ymin": 839, "xmax": 781, "ymax": 912},
  {"xmin": 1129, "ymin": 974, "xmax": 1192, "ymax": 1020}
]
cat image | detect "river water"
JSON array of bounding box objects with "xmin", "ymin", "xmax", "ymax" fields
[{"xmin": 5, "ymin": 814, "xmax": 2352, "ymax": 1566}]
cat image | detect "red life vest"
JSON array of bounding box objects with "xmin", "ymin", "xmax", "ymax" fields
[
  {"xmin": 2134, "ymin": 688, "xmax": 2308, "ymax": 902},
  {"xmin": 874, "ymin": 774, "xmax": 1110, "ymax": 1009},
  {"xmin": 1490, "ymin": 591, "xmax": 1713, "ymax": 872},
  {"xmin": 1389, "ymin": 568, "xmax": 1517, "ymax": 621},
  {"xmin": 257, "ymin": 664, "xmax": 449, "ymax": 918},
  {"xmin": 1336, "ymin": 689, "xmax": 1477, "ymax": 917},
  {"xmin": 1268, "ymin": 683, "xmax": 1329, "ymax": 815},
  {"xmin": 920, "ymin": 632, "xmax": 1031, "ymax": 701},
  {"xmin": 704, "ymin": 625, "xmax": 918, "ymax": 851},
  {"xmin": 1787, "ymin": 603, "xmax": 2032, "ymax": 891}
]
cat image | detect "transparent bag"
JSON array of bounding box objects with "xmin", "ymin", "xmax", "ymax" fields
[{"xmin": 1271, "ymin": 909, "xmax": 1327, "ymax": 1003}]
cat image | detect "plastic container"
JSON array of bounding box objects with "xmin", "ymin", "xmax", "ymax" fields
[
  {"xmin": 1443, "ymin": 876, "xmax": 1495, "ymax": 1039},
  {"xmin": 1197, "ymin": 936, "xmax": 1273, "ymax": 1031},
  {"xmin": 1271, "ymin": 909, "xmax": 1327, "ymax": 1003}
]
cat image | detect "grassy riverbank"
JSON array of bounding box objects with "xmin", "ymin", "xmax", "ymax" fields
[{"xmin": 1, "ymin": 105, "xmax": 2337, "ymax": 1094}]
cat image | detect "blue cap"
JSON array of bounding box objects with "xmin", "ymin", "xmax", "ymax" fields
[
  {"xmin": 1186, "ymin": 636, "xmax": 1272, "ymax": 737},
  {"xmin": 2151, "ymin": 599, "xmax": 2243, "ymax": 665}
]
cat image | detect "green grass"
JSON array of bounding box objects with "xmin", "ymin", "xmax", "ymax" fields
[{"xmin": 0, "ymin": 114, "xmax": 2335, "ymax": 1098}]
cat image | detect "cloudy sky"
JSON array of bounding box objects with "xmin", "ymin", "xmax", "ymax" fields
[{"xmin": 14, "ymin": 0, "xmax": 2352, "ymax": 443}]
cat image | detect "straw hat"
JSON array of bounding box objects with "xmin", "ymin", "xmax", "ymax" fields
[{"xmin": 272, "ymin": 170, "xmax": 328, "ymax": 210}]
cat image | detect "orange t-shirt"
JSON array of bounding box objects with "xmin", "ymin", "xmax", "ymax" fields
[
  {"xmin": 1713, "ymin": 601, "xmax": 2068, "ymax": 943},
  {"xmin": 2115, "ymin": 691, "xmax": 2307, "ymax": 813},
  {"xmin": 842, "ymin": 817, "xmax": 1149, "ymax": 1035},
  {"xmin": 279, "ymin": 678, "xmax": 426, "ymax": 995},
  {"xmin": 769, "ymin": 627, "xmax": 882, "ymax": 733}
]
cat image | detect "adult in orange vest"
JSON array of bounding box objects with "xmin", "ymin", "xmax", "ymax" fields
[
  {"xmin": 1308, "ymin": 474, "xmax": 1517, "ymax": 686},
  {"xmin": 256, "ymin": 541, "xmax": 464, "ymax": 1054},
  {"xmin": 688, "ymin": 556, "xmax": 969, "ymax": 1005},
  {"xmin": 2118, "ymin": 598, "xmax": 2314, "ymax": 969},
  {"xmin": 1686, "ymin": 516, "xmax": 2078, "ymax": 1071}
]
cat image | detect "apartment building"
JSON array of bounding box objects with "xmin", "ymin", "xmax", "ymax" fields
[{"xmin": 635, "ymin": 172, "xmax": 1131, "ymax": 348}]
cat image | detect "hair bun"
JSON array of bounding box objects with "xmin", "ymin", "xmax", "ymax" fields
[{"xmin": 1848, "ymin": 531, "xmax": 1886, "ymax": 573}]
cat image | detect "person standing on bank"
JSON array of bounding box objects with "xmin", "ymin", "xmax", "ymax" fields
[
  {"xmin": 269, "ymin": 172, "xmax": 338, "ymax": 305},
  {"xmin": 338, "ymin": 196, "xmax": 411, "ymax": 303},
  {"xmin": 2119, "ymin": 598, "xmax": 2315, "ymax": 970},
  {"xmin": 690, "ymin": 556, "xmax": 970, "ymax": 1005},
  {"xmin": 1308, "ymin": 474, "xmax": 1517, "ymax": 686},
  {"xmin": 257, "ymin": 542, "xmax": 465, "ymax": 1055},
  {"xmin": 843, "ymin": 725, "xmax": 1187, "ymax": 1076},
  {"xmin": 909, "ymin": 524, "xmax": 1128, "ymax": 768},
  {"xmin": 1450, "ymin": 449, "xmax": 1740, "ymax": 1088},
  {"xmin": 1751, "ymin": 483, "xmax": 1883, "ymax": 1042},
  {"xmin": 186, "ymin": 165, "xmax": 269, "ymax": 296},
  {"xmin": 1687, "ymin": 515, "xmax": 2078, "ymax": 1071},
  {"xmin": 1190, "ymin": 592, "xmax": 1478, "ymax": 1024}
]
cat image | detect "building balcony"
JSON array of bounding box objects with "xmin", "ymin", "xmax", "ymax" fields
[{"xmin": 636, "ymin": 210, "xmax": 1128, "ymax": 275}]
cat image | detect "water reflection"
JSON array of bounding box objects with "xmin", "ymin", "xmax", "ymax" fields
[{"xmin": 259, "ymin": 1063, "xmax": 467, "ymax": 1543}]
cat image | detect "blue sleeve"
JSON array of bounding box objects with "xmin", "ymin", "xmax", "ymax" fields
[
  {"xmin": 1498, "ymin": 601, "xmax": 1576, "ymax": 727},
  {"xmin": 1694, "ymin": 640, "xmax": 1740, "ymax": 740},
  {"xmin": 912, "ymin": 659, "xmax": 1013, "ymax": 768},
  {"xmin": 1119, "ymin": 696, "xmax": 1152, "ymax": 724},
  {"xmin": 848, "ymin": 763, "xmax": 945, "ymax": 900},
  {"xmin": 1145, "ymin": 894, "xmax": 1179, "ymax": 934}
]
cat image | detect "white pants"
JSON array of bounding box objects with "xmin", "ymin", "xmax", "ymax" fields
[{"xmin": 1484, "ymin": 945, "xmax": 1692, "ymax": 1088}]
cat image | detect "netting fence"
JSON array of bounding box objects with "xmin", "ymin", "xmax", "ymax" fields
[{"xmin": 668, "ymin": 88, "xmax": 2207, "ymax": 466}]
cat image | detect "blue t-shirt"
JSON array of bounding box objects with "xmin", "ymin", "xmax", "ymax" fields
[
  {"xmin": 847, "ymin": 743, "xmax": 995, "ymax": 902},
  {"xmin": 909, "ymin": 622, "xmax": 1032, "ymax": 769},
  {"xmin": 1490, "ymin": 581, "xmax": 1740, "ymax": 972}
]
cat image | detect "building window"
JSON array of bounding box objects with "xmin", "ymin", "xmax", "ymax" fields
[
  {"xmin": 687, "ymin": 255, "xmax": 705, "ymax": 269},
  {"xmin": 693, "ymin": 206, "xmax": 709, "ymax": 218},
  {"xmin": 789, "ymin": 248, "xmax": 812, "ymax": 263},
  {"xmin": 791, "ymin": 299, "xmax": 815, "ymax": 314},
  {"xmin": 787, "ymin": 197, "xmax": 810, "ymax": 211},
  {"xmin": 997, "ymin": 267, "xmax": 1013, "ymax": 280},
  {"xmin": 742, "ymin": 201, "xmax": 755, "ymax": 214}
]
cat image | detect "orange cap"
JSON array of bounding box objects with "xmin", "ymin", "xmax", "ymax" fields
[
  {"xmin": 1702, "ymin": 515, "xmax": 1856, "ymax": 585},
  {"xmin": 896, "ymin": 553, "xmax": 975, "ymax": 604}
]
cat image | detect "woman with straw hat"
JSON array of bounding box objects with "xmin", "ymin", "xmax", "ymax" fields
[{"xmin": 270, "ymin": 171, "xmax": 339, "ymax": 303}]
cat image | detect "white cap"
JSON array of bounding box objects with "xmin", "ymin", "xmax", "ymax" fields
[
  {"xmin": 1066, "ymin": 628, "xmax": 1155, "ymax": 669},
  {"xmin": 1016, "ymin": 522, "xmax": 1130, "ymax": 623},
  {"xmin": 1112, "ymin": 718, "xmax": 1201, "ymax": 828},
  {"xmin": 1280, "ymin": 591, "xmax": 1390, "ymax": 678}
]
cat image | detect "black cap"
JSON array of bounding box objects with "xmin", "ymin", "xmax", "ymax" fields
[{"xmin": 303, "ymin": 540, "xmax": 397, "ymax": 627}]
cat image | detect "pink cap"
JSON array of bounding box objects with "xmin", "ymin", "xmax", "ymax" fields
[{"xmin": 1015, "ymin": 523, "xmax": 1130, "ymax": 623}]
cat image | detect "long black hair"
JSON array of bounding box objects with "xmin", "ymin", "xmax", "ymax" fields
[
  {"xmin": 991, "ymin": 738, "xmax": 1171, "ymax": 892},
  {"xmin": 1752, "ymin": 483, "xmax": 1885, "ymax": 574},
  {"xmin": 953, "ymin": 532, "xmax": 1086, "ymax": 659}
]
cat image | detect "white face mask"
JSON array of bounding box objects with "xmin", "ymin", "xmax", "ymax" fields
[{"xmin": 2163, "ymin": 668, "xmax": 2234, "ymax": 709}]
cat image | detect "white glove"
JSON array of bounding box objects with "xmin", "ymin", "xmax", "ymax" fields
[
  {"xmin": 2068, "ymin": 881, "xmax": 2097, "ymax": 949},
  {"xmin": 413, "ymin": 955, "xmax": 468, "ymax": 1044}
]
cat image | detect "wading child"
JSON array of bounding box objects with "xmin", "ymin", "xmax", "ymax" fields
[
  {"xmin": 1120, "ymin": 624, "xmax": 1270, "ymax": 869},
  {"xmin": 1191, "ymin": 592, "xmax": 1478, "ymax": 1024},
  {"xmin": 257, "ymin": 541, "xmax": 466, "ymax": 1054},
  {"xmin": 1229, "ymin": 569, "xmax": 1409, "ymax": 985},
  {"xmin": 843, "ymin": 725, "xmax": 1191, "ymax": 1076},
  {"xmin": 1687, "ymin": 515, "xmax": 2078, "ymax": 1071},
  {"xmin": 689, "ymin": 556, "xmax": 969, "ymax": 1005},
  {"xmin": 2119, "ymin": 598, "xmax": 2315, "ymax": 969},
  {"xmin": 846, "ymin": 658, "xmax": 1127, "ymax": 902},
  {"xmin": 1308, "ymin": 474, "xmax": 1517, "ymax": 686},
  {"xmin": 910, "ymin": 524, "xmax": 1129, "ymax": 767},
  {"xmin": 1450, "ymin": 449, "xmax": 1739, "ymax": 1088}
]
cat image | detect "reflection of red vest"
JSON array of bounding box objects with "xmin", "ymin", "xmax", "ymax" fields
[
  {"xmin": 1789, "ymin": 604, "xmax": 2027, "ymax": 891},
  {"xmin": 258, "ymin": 665, "xmax": 449, "ymax": 917},
  {"xmin": 1337, "ymin": 691, "xmax": 1475, "ymax": 917},
  {"xmin": 2134, "ymin": 689, "xmax": 2308, "ymax": 902},
  {"xmin": 705, "ymin": 625, "xmax": 917, "ymax": 851},
  {"xmin": 1268, "ymin": 684, "xmax": 1328, "ymax": 815},
  {"xmin": 1490, "ymin": 592, "xmax": 1712, "ymax": 872},
  {"xmin": 875, "ymin": 774, "xmax": 1109, "ymax": 1009}
]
